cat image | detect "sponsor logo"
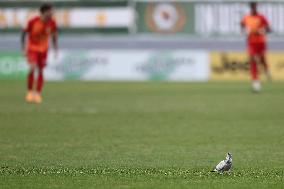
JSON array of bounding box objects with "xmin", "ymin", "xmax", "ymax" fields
[
  {"xmin": 276, "ymin": 61, "xmax": 284, "ymax": 70},
  {"xmin": 136, "ymin": 52, "xmax": 193, "ymax": 80},
  {"xmin": 145, "ymin": 3, "xmax": 186, "ymax": 33},
  {"xmin": 212, "ymin": 52, "xmax": 249, "ymax": 74},
  {"xmin": 211, "ymin": 51, "xmax": 284, "ymax": 80},
  {"xmin": 0, "ymin": 54, "xmax": 27, "ymax": 78},
  {"xmin": 96, "ymin": 12, "xmax": 107, "ymax": 26},
  {"xmin": 49, "ymin": 52, "xmax": 108, "ymax": 79}
]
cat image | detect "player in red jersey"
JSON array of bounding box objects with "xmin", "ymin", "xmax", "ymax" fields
[
  {"xmin": 21, "ymin": 3, "xmax": 58, "ymax": 103},
  {"xmin": 241, "ymin": 2, "xmax": 271, "ymax": 92}
]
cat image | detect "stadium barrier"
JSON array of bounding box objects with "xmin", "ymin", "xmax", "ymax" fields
[
  {"xmin": 0, "ymin": 0, "xmax": 132, "ymax": 33},
  {"xmin": 0, "ymin": 52, "xmax": 27, "ymax": 79},
  {"xmin": 0, "ymin": 7, "xmax": 134, "ymax": 31},
  {"xmin": 136, "ymin": 1, "xmax": 284, "ymax": 36},
  {"xmin": 210, "ymin": 51, "xmax": 284, "ymax": 81},
  {"xmin": 0, "ymin": 50, "xmax": 209, "ymax": 81},
  {"xmin": 1, "ymin": 0, "xmax": 284, "ymax": 36},
  {"xmin": 1, "ymin": 50, "xmax": 284, "ymax": 81}
]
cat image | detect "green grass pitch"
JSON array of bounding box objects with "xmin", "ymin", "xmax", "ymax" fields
[{"xmin": 0, "ymin": 81, "xmax": 283, "ymax": 189}]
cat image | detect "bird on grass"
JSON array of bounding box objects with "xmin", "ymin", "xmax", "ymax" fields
[{"xmin": 211, "ymin": 153, "xmax": 232, "ymax": 173}]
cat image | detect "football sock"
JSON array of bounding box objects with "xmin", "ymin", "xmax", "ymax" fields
[
  {"xmin": 250, "ymin": 60, "xmax": 258, "ymax": 80},
  {"xmin": 36, "ymin": 69, "xmax": 44, "ymax": 93},
  {"xmin": 261, "ymin": 58, "xmax": 269, "ymax": 73},
  {"xmin": 27, "ymin": 70, "xmax": 34, "ymax": 91}
]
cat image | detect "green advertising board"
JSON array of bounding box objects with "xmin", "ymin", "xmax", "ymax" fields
[
  {"xmin": 136, "ymin": 1, "xmax": 284, "ymax": 36},
  {"xmin": 0, "ymin": 0, "xmax": 130, "ymax": 34},
  {"xmin": 136, "ymin": 2, "xmax": 195, "ymax": 34},
  {"xmin": 0, "ymin": 52, "xmax": 27, "ymax": 79}
]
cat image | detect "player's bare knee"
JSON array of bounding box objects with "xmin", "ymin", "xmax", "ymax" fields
[
  {"xmin": 249, "ymin": 56, "xmax": 254, "ymax": 62},
  {"xmin": 253, "ymin": 55, "xmax": 260, "ymax": 63},
  {"xmin": 29, "ymin": 64, "xmax": 36, "ymax": 72}
]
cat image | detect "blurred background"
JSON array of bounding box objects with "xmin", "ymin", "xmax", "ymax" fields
[{"xmin": 1, "ymin": 0, "xmax": 284, "ymax": 81}]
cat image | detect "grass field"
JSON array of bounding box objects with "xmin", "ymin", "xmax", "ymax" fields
[{"xmin": 0, "ymin": 81, "xmax": 283, "ymax": 189}]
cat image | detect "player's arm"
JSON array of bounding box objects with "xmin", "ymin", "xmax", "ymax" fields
[
  {"xmin": 266, "ymin": 26, "xmax": 271, "ymax": 33},
  {"xmin": 52, "ymin": 31, "xmax": 58, "ymax": 51},
  {"xmin": 240, "ymin": 17, "xmax": 246, "ymax": 33},
  {"xmin": 259, "ymin": 15, "xmax": 271, "ymax": 34},
  {"xmin": 264, "ymin": 17, "xmax": 271, "ymax": 34},
  {"xmin": 51, "ymin": 21, "xmax": 58, "ymax": 53},
  {"xmin": 21, "ymin": 30, "xmax": 27, "ymax": 55},
  {"xmin": 21, "ymin": 19, "xmax": 33, "ymax": 55}
]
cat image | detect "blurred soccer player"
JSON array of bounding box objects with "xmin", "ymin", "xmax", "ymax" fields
[
  {"xmin": 241, "ymin": 2, "xmax": 271, "ymax": 92},
  {"xmin": 21, "ymin": 3, "xmax": 58, "ymax": 103}
]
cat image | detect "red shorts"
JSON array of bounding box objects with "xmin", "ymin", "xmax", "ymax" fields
[
  {"xmin": 26, "ymin": 50, "xmax": 47, "ymax": 68},
  {"xmin": 247, "ymin": 43, "xmax": 266, "ymax": 56}
]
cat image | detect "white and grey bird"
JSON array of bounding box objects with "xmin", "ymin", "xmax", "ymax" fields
[{"xmin": 211, "ymin": 153, "xmax": 232, "ymax": 172}]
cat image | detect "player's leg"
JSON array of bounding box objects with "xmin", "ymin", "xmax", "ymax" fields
[
  {"xmin": 255, "ymin": 42, "xmax": 271, "ymax": 80},
  {"xmin": 249, "ymin": 55, "xmax": 259, "ymax": 81},
  {"xmin": 34, "ymin": 52, "xmax": 47, "ymax": 103},
  {"xmin": 248, "ymin": 43, "xmax": 261, "ymax": 92},
  {"xmin": 260, "ymin": 54, "xmax": 272, "ymax": 81},
  {"xmin": 34, "ymin": 67, "xmax": 43, "ymax": 103},
  {"xmin": 249, "ymin": 55, "xmax": 261, "ymax": 92},
  {"xmin": 25, "ymin": 51, "xmax": 37, "ymax": 102}
]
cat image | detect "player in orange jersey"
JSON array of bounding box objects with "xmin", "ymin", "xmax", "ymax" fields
[
  {"xmin": 241, "ymin": 2, "xmax": 271, "ymax": 92},
  {"xmin": 21, "ymin": 3, "xmax": 58, "ymax": 103}
]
